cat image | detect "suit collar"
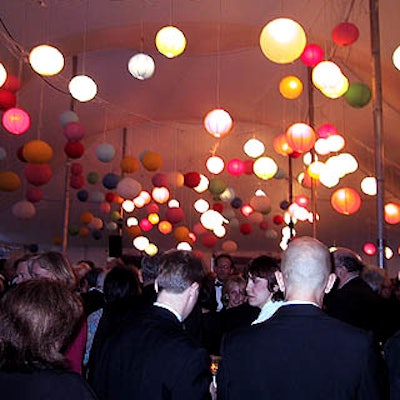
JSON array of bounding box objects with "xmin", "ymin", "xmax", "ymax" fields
[{"xmin": 274, "ymin": 303, "xmax": 324, "ymax": 318}]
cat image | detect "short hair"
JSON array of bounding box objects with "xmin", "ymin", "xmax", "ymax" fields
[
  {"xmin": 332, "ymin": 247, "xmax": 364, "ymax": 273},
  {"xmin": 156, "ymin": 250, "xmax": 205, "ymax": 294},
  {"xmin": 222, "ymin": 274, "xmax": 246, "ymax": 302},
  {"xmin": 103, "ymin": 266, "xmax": 141, "ymax": 303},
  {"xmin": 141, "ymin": 254, "xmax": 162, "ymax": 283},
  {"xmin": 248, "ymin": 255, "xmax": 284, "ymax": 301},
  {"xmin": 214, "ymin": 253, "xmax": 234, "ymax": 268},
  {"xmin": 28, "ymin": 252, "xmax": 77, "ymax": 289},
  {"xmin": 0, "ymin": 280, "xmax": 83, "ymax": 371}
]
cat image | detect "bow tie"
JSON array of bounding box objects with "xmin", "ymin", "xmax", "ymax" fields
[{"xmin": 215, "ymin": 281, "xmax": 223, "ymax": 287}]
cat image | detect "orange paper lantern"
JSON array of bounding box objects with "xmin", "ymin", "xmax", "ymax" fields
[
  {"xmin": 331, "ymin": 187, "xmax": 361, "ymax": 215},
  {"xmin": 384, "ymin": 202, "xmax": 400, "ymax": 224},
  {"xmin": 285, "ymin": 123, "xmax": 316, "ymax": 153}
]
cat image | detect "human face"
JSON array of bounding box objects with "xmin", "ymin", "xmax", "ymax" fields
[
  {"xmin": 226, "ymin": 283, "xmax": 246, "ymax": 308},
  {"xmin": 246, "ymin": 273, "xmax": 272, "ymax": 309},
  {"xmin": 29, "ymin": 261, "xmax": 56, "ymax": 280},
  {"xmin": 215, "ymin": 257, "xmax": 232, "ymax": 281},
  {"xmin": 15, "ymin": 261, "xmax": 30, "ymax": 284}
]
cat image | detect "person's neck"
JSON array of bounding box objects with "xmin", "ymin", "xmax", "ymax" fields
[
  {"xmin": 156, "ymin": 291, "xmax": 185, "ymax": 319},
  {"xmin": 285, "ymin": 292, "xmax": 323, "ymax": 308}
]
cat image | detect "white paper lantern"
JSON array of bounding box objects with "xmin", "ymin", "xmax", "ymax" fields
[
  {"xmin": 69, "ymin": 75, "xmax": 97, "ymax": 102},
  {"xmin": 128, "ymin": 53, "xmax": 155, "ymax": 80},
  {"xmin": 206, "ymin": 155, "xmax": 225, "ymax": 174},
  {"xmin": 133, "ymin": 236, "xmax": 149, "ymax": 251},
  {"xmin": 361, "ymin": 176, "xmax": 377, "ymax": 196},
  {"xmin": 12, "ymin": 200, "xmax": 36, "ymax": 219},
  {"xmin": 29, "ymin": 44, "xmax": 64, "ymax": 76},
  {"xmin": 243, "ymin": 138, "xmax": 265, "ymax": 158},
  {"xmin": 0, "ymin": 63, "xmax": 7, "ymax": 87},
  {"xmin": 204, "ymin": 109, "xmax": 233, "ymax": 139},
  {"xmin": 194, "ymin": 199, "xmax": 210, "ymax": 213},
  {"xmin": 96, "ymin": 143, "xmax": 116, "ymax": 163}
]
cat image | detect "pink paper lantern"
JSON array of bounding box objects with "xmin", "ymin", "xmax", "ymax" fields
[
  {"xmin": 317, "ymin": 123, "xmax": 338, "ymax": 139},
  {"xmin": 2, "ymin": 107, "xmax": 30, "ymax": 135},
  {"xmin": 300, "ymin": 44, "xmax": 324, "ymax": 67},
  {"xmin": 63, "ymin": 121, "xmax": 85, "ymax": 142},
  {"xmin": 363, "ymin": 242, "xmax": 377, "ymax": 256},
  {"xmin": 227, "ymin": 158, "xmax": 245, "ymax": 177},
  {"xmin": 139, "ymin": 218, "xmax": 153, "ymax": 232}
]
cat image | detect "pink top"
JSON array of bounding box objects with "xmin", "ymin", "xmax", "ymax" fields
[{"xmin": 65, "ymin": 318, "xmax": 87, "ymax": 375}]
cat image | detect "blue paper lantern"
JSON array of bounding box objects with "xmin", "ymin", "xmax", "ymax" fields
[
  {"xmin": 59, "ymin": 110, "xmax": 79, "ymax": 127},
  {"xmin": 77, "ymin": 189, "xmax": 89, "ymax": 202},
  {"xmin": 102, "ymin": 172, "xmax": 120, "ymax": 189},
  {"xmin": 231, "ymin": 197, "xmax": 243, "ymax": 209},
  {"xmin": 96, "ymin": 143, "xmax": 116, "ymax": 163}
]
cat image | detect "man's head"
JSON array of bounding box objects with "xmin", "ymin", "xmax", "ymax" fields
[
  {"xmin": 277, "ymin": 237, "xmax": 336, "ymax": 305},
  {"xmin": 214, "ymin": 254, "xmax": 234, "ymax": 282},
  {"xmin": 331, "ymin": 247, "xmax": 364, "ymax": 287}
]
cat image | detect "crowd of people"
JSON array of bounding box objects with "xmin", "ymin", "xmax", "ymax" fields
[{"xmin": 1, "ymin": 237, "xmax": 400, "ymax": 399}]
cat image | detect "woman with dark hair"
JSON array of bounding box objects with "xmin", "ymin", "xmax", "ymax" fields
[{"xmin": 0, "ymin": 280, "xmax": 96, "ymax": 399}]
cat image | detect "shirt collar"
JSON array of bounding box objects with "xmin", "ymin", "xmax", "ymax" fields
[
  {"xmin": 153, "ymin": 302, "xmax": 183, "ymax": 322},
  {"xmin": 282, "ymin": 300, "xmax": 320, "ymax": 308}
]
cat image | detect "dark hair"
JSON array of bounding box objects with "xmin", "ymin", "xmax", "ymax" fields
[
  {"xmin": 86, "ymin": 267, "xmax": 103, "ymax": 288},
  {"xmin": 77, "ymin": 259, "xmax": 95, "ymax": 270},
  {"xmin": 103, "ymin": 266, "xmax": 141, "ymax": 303},
  {"xmin": 156, "ymin": 250, "xmax": 205, "ymax": 293},
  {"xmin": 332, "ymin": 248, "xmax": 364, "ymax": 273},
  {"xmin": 248, "ymin": 255, "xmax": 284, "ymax": 301},
  {"xmin": 214, "ymin": 253, "xmax": 234, "ymax": 268},
  {"xmin": 0, "ymin": 280, "xmax": 83, "ymax": 371}
]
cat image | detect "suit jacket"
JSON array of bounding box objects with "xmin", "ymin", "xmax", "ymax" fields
[
  {"xmin": 217, "ymin": 304, "xmax": 388, "ymax": 400},
  {"xmin": 384, "ymin": 329, "xmax": 400, "ymax": 400},
  {"xmin": 91, "ymin": 305, "xmax": 212, "ymax": 400}
]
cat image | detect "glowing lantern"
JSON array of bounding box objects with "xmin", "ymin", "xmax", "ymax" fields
[
  {"xmin": 385, "ymin": 246, "xmax": 394, "ymax": 260},
  {"xmin": 241, "ymin": 204, "xmax": 254, "ymax": 217},
  {"xmin": 145, "ymin": 243, "xmax": 158, "ymax": 256},
  {"xmin": 200, "ymin": 210, "xmax": 226, "ymax": 230},
  {"xmin": 0, "ymin": 63, "xmax": 6, "ymax": 87},
  {"xmin": 300, "ymin": 43, "xmax": 324, "ymax": 67},
  {"xmin": 363, "ymin": 242, "xmax": 377, "ymax": 256},
  {"xmin": 152, "ymin": 186, "xmax": 170, "ymax": 204},
  {"xmin": 133, "ymin": 236, "xmax": 150, "ymax": 251},
  {"xmin": 259, "ymin": 18, "xmax": 306, "ymax": 64},
  {"xmin": 384, "ymin": 203, "xmax": 400, "ymax": 224},
  {"xmin": 332, "ymin": 22, "xmax": 359, "ymax": 46},
  {"xmin": 295, "ymin": 195, "xmax": 309, "ymax": 208},
  {"xmin": 194, "ymin": 174, "xmax": 209, "ymax": 193},
  {"xmin": 206, "ymin": 155, "xmax": 225, "ymax": 174},
  {"xmin": 326, "ymin": 134, "xmax": 345, "ymax": 152},
  {"xmin": 139, "ymin": 218, "xmax": 153, "ymax": 232},
  {"xmin": 392, "ymin": 45, "xmax": 400, "ymax": 70},
  {"xmin": 122, "ymin": 200, "xmax": 135, "ymax": 212},
  {"xmin": 312, "ymin": 61, "xmax": 344, "ymax": 92},
  {"xmin": 243, "ymin": 138, "xmax": 265, "ymax": 158},
  {"xmin": 273, "ymin": 134, "xmax": 293, "ymax": 156},
  {"xmin": 279, "ymin": 75, "xmax": 303, "ymax": 99},
  {"xmin": 177, "ymin": 242, "xmax": 192, "ymax": 251},
  {"xmin": 126, "ymin": 217, "xmax": 139, "ymax": 227},
  {"xmin": 204, "ymin": 108, "xmax": 233, "ymax": 139},
  {"xmin": 345, "ymin": 82, "xmax": 371, "ymax": 108},
  {"xmin": 29, "ymin": 44, "xmax": 64, "ymax": 76},
  {"xmin": 2, "ymin": 107, "xmax": 30, "ymax": 135},
  {"xmin": 148, "ymin": 213, "xmax": 160, "ymax": 225},
  {"xmin": 317, "ymin": 123, "xmax": 338, "ymax": 139},
  {"xmin": 331, "ymin": 187, "xmax": 362, "ymax": 215},
  {"xmin": 285, "ymin": 123, "xmax": 315, "ymax": 153},
  {"xmin": 319, "ymin": 164, "xmax": 340, "ymax": 188},
  {"xmin": 308, "ymin": 161, "xmax": 324, "ymax": 179},
  {"xmin": 69, "ymin": 75, "xmax": 97, "ymax": 102},
  {"xmin": 213, "ymin": 225, "xmax": 226, "ymax": 238},
  {"xmin": 158, "ymin": 220, "xmax": 173, "ymax": 234},
  {"xmin": 321, "ymin": 74, "xmax": 349, "ymax": 99},
  {"xmin": 128, "ymin": 53, "xmax": 155, "ymax": 80},
  {"xmin": 337, "ymin": 153, "xmax": 358, "ymax": 175},
  {"xmin": 194, "ymin": 199, "xmax": 210, "ymax": 213},
  {"xmin": 253, "ymin": 157, "xmax": 278, "ymax": 180},
  {"xmin": 361, "ymin": 176, "xmax": 377, "ymax": 196},
  {"xmin": 227, "ymin": 158, "xmax": 245, "ymax": 177},
  {"xmin": 155, "ymin": 26, "xmax": 186, "ymax": 58}
]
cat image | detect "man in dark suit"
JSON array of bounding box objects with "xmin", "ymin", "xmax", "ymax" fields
[
  {"xmin": 217, "ymin": 236, "xmax": 388, "ymax": 400},
  {"xmin": 91, "ymin": 250, "xmax": 212, "ymax": 400}
]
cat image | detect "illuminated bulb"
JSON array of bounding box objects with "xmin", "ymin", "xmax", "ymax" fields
[
  {"xmin": 168, "ymin": 199, "xmax": 180, "ymax": 208},
  {"xmin": 133, "ymin": 236, "xmax": 149, "ymax": 251},
  {"xmin": 148, "ymin": 213, "xmax": 160, "ymax": 225},
  {"xmin": 361, "ymin": 176, "xmax": 377, "ymax": 196},
  {"xmin": 308, "ymin": 161, "xmax": 324, "ymax": 179},
  {"xmin": 337, "ymin": 153, "xmax": 358, "ymax": 175},
  {"xmin": 145, "ymin": 243, "xmax": 158, "ymax": 256},
  {"xmin": 206, "ymin": 155, "xmax": 225, "ymax": 174},
  {"xmin": 319, "ymin": 165, "xmax": 340, "ymax": 188},
  {"xmin": 214, "ymin": 225, "xmax": 226, "ymax": 238},
  {"xmin": 155, "ymin": 26, "xmax": 186, "ymax": 58},
  {"xmin": 29, "ymin": 44, "xmax": 64, "ymax": 76},
  {"xmin": 69, "ymin": 75, "xmax": 97, "ymax": 102},
  {"xmin": 243, "ymin": 138, "xmax": 265, "ymax": 158},
  {"xmin": 194, "ymin": 199, "xmax": 210, "ymax": 213},
  {"xmin": 200, "ymin": 210, "xmax": 227, "ymax": 230},
  {"xmin": 122, "ymin": 200, "xmax": 135, "ymax": 212},
  {"xmin": 314, "ymin": 138, "xmax": 331, "ymax": 155},
  {"xmin": 326, "ymin": 134, "xmax": 345, "ymax": 152},
  {"xmin": 385, "ymin": 246, "xmax": 394, "ymax": 260},
  {"xmin": 126, "ymin": 217, "xmax": 138, "ymax": 227},
  {"xmin": 253, "ymin": 157, "xmax": 278, "ymax": 180},
  {"xmin": 177, "ymin": 242, "xmax": 192, "ymax": 251}
]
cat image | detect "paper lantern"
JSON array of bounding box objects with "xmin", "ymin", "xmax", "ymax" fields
[
  {"xmin": 87, "ymin": 171, "xmax": 99, "ymax": 185},
  {"xmin": 363, "ymin": 242, "xmax": 377, "ymax": 256},
  {"xmin": 12, "ymin": 200, "xmax": 36, "ymax": 219},
  {"xmin": 174, "ymin": 226, "xmax": 190, "ymax": 242},
  {"xmin": 0, "ymin": 171, "xmax": 21, "ymax": 191},
  {"xmin": 231, "ymin": 197, "xmax": 243, "ymax": 209},
  {"xmin": 317, "ymin": 123, "xmax": 337, "ymax": 139},
  {"xmin": 285, "ymin": 123, "xmax": 316, "ymax": 153},
  {"xmin": 70, "ymin": 174, "xmax": 85, "ymax": 189},
  {"xmin": 243, "ymin": 138, "xmax": 265, "ymax": 158},
  {"xmin": 148, "ymin": 213, "xmax": 160, "ymax": 225},
  {"xmin": 26, "ymin": 187, "xmax": 43, "ymax": 203},
  {"xmin": 110, "ymin": 210, "xmax": 123, "ymax": 222},
  {"xmin": 202, "ymin": 233, "xmax": 218, "ymax": 248},
  {"xmin": 0, "ymin": 63, "xmax": 6, "ymax": 87},
  {"xmin": 24, "ymin": 164, "xmax": 52, "ymax": 186},
  {"xmin": 120, "ymin": 156, "xmax": 139, "ymax": 173},
  {"xmin": 209, "ymin": 178, "xmax": 227, "ymax": 195},
  {"xmin": 79, "ymin": 227, "xmax": 90, "ymax": 237},
  {"xmin": 155, "ymin": 25, "xmax": 186, "ymax": 58},
  {"xmin": 384, "ymin": 203, "xmax": 400, "ymax": 224},
  {"xmin": 253, "ymin": 157, "xmax": 278, "ymax": 180},
  {"xmin": 222, "ymin": 240, "xmax": 238, "ymax": 253},
  {"xmin": 312, "ymin": 61, "xmax": 344, "ymax": 92},
  {"xmin": 140, "ymin": 217, "xmax": 153, "ymax": 232},
  {"xmin": 80, "ymin": 211, "xmax": 94, "ymax": 225},
  {"xmin": 279, "ymin": 75, "xmax": 303, "ymax": 99},
  {"xmin": 239, "ymin": 223, "xmax": 253, "ymax": 235},
  {"xmin": 184, "ymin": 171, "xmax": 201, "ymax": 188},
  {"xmin": 70, "ymin": 162, "xmax": 83, "ymax": 176},
  {"xmin": 300, "ymin": 43, "xmax": 324, "ymax": 67},
  {"xmin": 29, "ymin": 44, "xmax": 64, "ymax": 76},
  {"xmin": 345, "ymin": 83, "xmax": 371, "ymax": 108},
  {"xmin": 65, "ymin": 141, "xmax": 84, "ymax": 159},
  {"xmin": 392, "ymin": 45, "xmax": 400, "ymax": 70},
  {"xmin": 241, "ymin": 204, "xmax": 254, "ymax": 217},
  {"xmin": 227, "ymin": 158, "xmax": 245, "ymax": 177},
  {"xmin": 142, "ymin": 151, "xmax": 163, "ymax": 171},
  {"xmin": 321, "ymin": 74, "xmax": 349, "ymax": 99},
  {"xmin": 332, "ymin": 22, "xmax": 359, "ymax": 46},
  {"xmin": 259, "ymin": 18, "xmax": 306, "ymax": 64},
  {"xmin": 242, "ymin": 159, "xmax": 254, "ymax": 175},
  {"xmin": 77, "ymin": 189, "xmax": 89, "ymax": 202},
  {"xmin": 250, "ymin": 195, "xmax": 271, "ymax": 213},
  {"xmin": 331, "ymin": 187, "xmax": 362, "ymax": 215},
  {"xmin": 259, "ymin": 220, "xmax": 269, "ymax": 230},
  {"xmin": 2, "ymin": 74, "xmax": 20, "ymax": 93},
  {"xmin": 96, "ymin": 143, "xmax": 115, "ymax": 163},
  {"xmin": 273, "ymin": 134, "xmax": 293, "ymax": 156},
  {"xmin": 102, "ymin": 172, "xmax": 120, "ymax": 190},
  {"xmin": 194, "ymin": 174, "xmax": 209, "ymax": 193},
  {"xmin": 308, "ymin": 161, "xmax": 324, "ymax": 179},
  {"xmin": 99, "ymin": 201, "xmax": 111, "ymax": 214},
  {"xmin": 116, "ymin": 177, "xmax": 142, "ymax": 199},
  {"xmin": 194, "ymin": 199, "xmax": 209, "ymax": 213},
  {"xmin": 200, "ymin": 210, "xmax": 226, "ymax": 230},
  {"xmin": 146, "ymin": 203, "xmax": 160, "ymax": 214},
  {"xmin": 158, "ymin": 220, "xmax": 173, "ymax": 234},
  {"xmin": 69, "ymin": 75, "xmax": 97, "ymax": 102},
  {"xmin": 145, "ymin": 243, "xmax": 158, "ymax": 256},
  {"xmin": 206, "ymin": 155, "xmax": 225, "ymax": 174},
  {"xmin": 128, "ymin": 53, "xmax": 155, "ymax": 79},
  {"xmin": 294, "ymin": 194, "xmax": 309, "ymax": 208},
  {"xmin": 152, "ymin": 186, "xmax": 170, "ymax": 204},
  {"xmin": 272, "ymin": 215, "xmax": 284, "ymax": 225},
  {"xmin": 361, "ymin": 176, "xmax": 377, "ymax": 196},
  {"xmin": 63, "ymin": 121, "xmax": 85, "ymax": 142},
  {"xmin": 59, "ymin": 110, "xmax": 79, "ymax": 127},
  {"xmin": 0, "ymin": 89, "xmax": 16, "ymax": 110},
  {"xmin": 23, "ymin": 140, "xmax": 53, "ymax": 164},
  {"xmin": 212, "ymin": 202, "xmax": 223, "ymax": 213},
  {"xmin": 2, "ymin": 107, "xmax": 30, "ymax": 135},
  {"xmin": 204, "ymin": 108, "xmax": 233, "ymax": 139},
  {"xmin": 167, "ymin": 171, "xmax": 184, "ymax": 187},
  {"xmin": 90, "ymin": 191, "xmax": 105, "ymax": 203},
  {"xmin": 165, "ymin": 207, "xmax": 185, "ymax": 223},
  {"xmin": 88, "ymin": 217, "xmax": 103, "ymax": 231},
  {"xmin": 105, "ymin": 192, "xmax": 116, "ymax": 203},
  {"xmin": 248, "ymin": 211, "xmax": 264, "ymax": 225}
]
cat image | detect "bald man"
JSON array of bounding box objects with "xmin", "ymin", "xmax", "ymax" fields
[{"xmin": 217, "ymin": 237, "xmax": 388, "ymax": 400}]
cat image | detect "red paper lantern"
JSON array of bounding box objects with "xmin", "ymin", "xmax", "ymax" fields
[
  {"xmin": 146, "ymin": 203, "xmax": 160, "ymax": 214},
  {"xmin": 165, "ymin": 207, "xmax": 185, "ymax": 223},
  {"xmin": 152, "ymin": 172, "xmax": 169, "ymax": 187},
  {"xmin": 331, "ymin": 187, "xmax": 362, "ymax": 215},
  {"xmin": 2, "ymin": 107, "xmax": 30, "ymax": 135},
  {"xmin": 26, "ymin": 187, "xmax": 43, "ymax": 203},
  {"xmin": 363, "ymin": 242, "xmax": 377, "ymax": 256},
  {"xmin": 70, "ymin": 174, "xmax": 85, "ymax": 189},
  {"xmin": 24, "ymin": 164, "xmax": 52, "ymax": 186},
  {"xmin": 70, "ymin": 162, "xmax": 83, "ymax": 176},
  {"xmin": 212, "ymin": 202, "xmax": 224, "ymax": 213},
  {"xmin": 227, "ymin": 158, "xmax": 245, "ymax": 177},
  {"xmin": 259, "ymin": 220, "xmax": 269, "ymax": 230},
  {"xmin": 272, "ymin": 215, "xmax": 284, "ymax": 225},
  {"xmin": 384, "ymin": 203, "xmax": 400, "ymax": 225},
  {"xmin": 17, "ymin": 145, "xmax": 27, "ymax": 162},
  {"xmin": 0, "ymin": 89, "xmax": 16, "ymax": 110},
  {"xmin": 105, "ymin": 192, "xmax": 116, "ymax": 203},
  {"xmin": 64, "ymin": 141, "xmax": 84, "ymax": 159},
  {"xmin": 243, "ymin": 159, "xmax": 254, "ymax": 175},
  {"xmin": 332, "ymin": 22, "xmax": 359, "ymax": 46},
  {"xmin": 184, "ymin": 171, "xmax": 201, "ymax": 188},
  {"xmin": 2, "ymin": 74, "xmax": 21, "ymax": 92},
  {"xmin": 202, "ymin": 233, "xmax": 218, "ymax": 248},
  {"xmin": 300, "ymin": 43, "xmax": 324, "ymax": 67},
  {"xmin": 285, "ymin": 123, "xmax": 316, "ymax": 153},
  {"xmin": 239, "ymin": 223, "xmax": 253, "ymax": 235},
  {"xmin": 294, "ymin": 194, "xmax": 309, "ymax": 208}
]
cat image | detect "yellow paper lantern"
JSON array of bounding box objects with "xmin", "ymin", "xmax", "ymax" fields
[
  {"xmin": 23, "ymin": 140, "xmax": 53, "ymax": 164},
  {"xmin": 155, "ymin": 26, "xmax": 186, "ymax": 58},
  {"xmin": 279, "ymin": 75, "xmax": 303, "ymax": 99},
  {"xmin": 259, "ymin": 18, "xmax": 307, "ymax": 64},
  {"xmin": 29, "ymin": 44, "xmax": 64, "ymax": 76},
  {"xmin": 253, "ymin": 157, "xmax": 278, "ymax": 180},
  {"xmin": 384, "ymin": 203, "xmax": 400, "ymax": 224}
]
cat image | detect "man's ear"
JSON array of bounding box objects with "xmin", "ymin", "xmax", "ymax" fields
[
  {"xmin": 275, "ymin": 271, "xmax": 285, "ymax": 293},
  {"xmin": 324, "ymin": 273, "xmax": 337, "ymax": 294},
  {"xmin": 189, "ymin": 282, "xmax": 200, "ymax": 297}
]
